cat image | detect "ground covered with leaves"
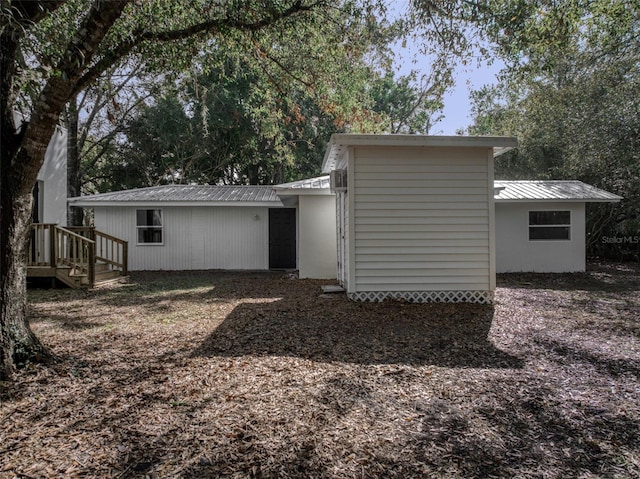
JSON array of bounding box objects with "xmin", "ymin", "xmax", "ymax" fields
[{"xmin": 1, "ymin": 262, "xmax": 639, "ymax": 478}]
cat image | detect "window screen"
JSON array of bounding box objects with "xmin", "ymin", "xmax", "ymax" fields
[
  {"xmin": 136, "ymin": 209, "xmax": 163, "ymax": 244},
  {"xmin": 529, "ymin": 210, "xmax": 570, "ymax": 240}
]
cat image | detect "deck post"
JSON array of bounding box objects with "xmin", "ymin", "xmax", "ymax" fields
[
  {"xmin": 50, "ymin": 225, "xmax": 57, "ymax": 267},
  {"xmin": 122, "ymin": 241, "xmax": 128, "ymax": 276},
  {"xmin": 88, "ymin": 243, "xmax": 96, "ymax": 287}
]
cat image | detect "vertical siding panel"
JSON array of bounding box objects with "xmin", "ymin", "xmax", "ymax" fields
[{"xmin": 94, "ymin": 205, "xmax": 271, "ymax": 271}]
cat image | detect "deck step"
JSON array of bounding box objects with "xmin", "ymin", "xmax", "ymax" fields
[
  {"xmin": 321, "ymin": 285, "xmax": 345, "ymax": 294},
  {"xmin": 95, "ymin": 270, "xmax": 124, "ymax": 282}
]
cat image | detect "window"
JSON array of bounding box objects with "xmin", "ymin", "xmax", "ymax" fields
[
  {"xmin": 529, "ymin": 210, "xmax": 571, "ymax": 241},
  {"xmin": 136, "ymin": 209, "xmax": 163, "ymax": 244}
]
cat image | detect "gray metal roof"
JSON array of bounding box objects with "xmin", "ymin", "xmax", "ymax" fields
[
  {"xmin": 68, "ymin": 184, "xmax": 283, "ymax": 207},
  {"xmin": 69, "ymin": 179, "xmax": 622, "ymax": 207},
  {"xmin": 275, "ymin": 176, "xmax": 330, "ymax": 190},
  {"xmin": 495, "ymin": 181, "xmax": 622, "ymax": 202}
]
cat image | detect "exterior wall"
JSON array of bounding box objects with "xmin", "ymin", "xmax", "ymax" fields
[
  {"xmin": 94, "ymin": 205, "xmax": 270, "ymax": 271},
  {"xmin": 349, "ymin": 146, "xmax": 493, "ymax": 302},
  {"xmin": 298, "ymin": 195, "xmax": 337, "ymax": 278},
  {"xmin": 37, "ymin": 126, "xmax": 67, "ymax": 226},
  {"xmin": 335, "ymin": 191, "xmax": 349, "ymax": 288},
  {"xmin": 495, "ymin": 202, "xmax": 586, "ymax": 273}
]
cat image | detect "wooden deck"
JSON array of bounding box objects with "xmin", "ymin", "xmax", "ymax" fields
[{"xmin": 27, "ymin": 224, "xmax": 128, "ymax": 288}]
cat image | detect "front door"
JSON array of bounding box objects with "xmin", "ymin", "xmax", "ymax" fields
[{"xmin": 269, "ymin": 208, "xmax": 296, "ymax": 269}]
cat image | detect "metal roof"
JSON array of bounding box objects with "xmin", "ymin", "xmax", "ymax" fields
[
  {"xmin": 275, "ymin": 176, "xmax": 330, "ymax": 190},
  {"xmin": 494, "ymin": 181, "xmax": 622, "ymax": 202},
  {"xmin": 321, "ymin": 134, "xmax": 518, "ymax": 173},
  {"xmin": 68, "ymin": 184, "xmax": 283, "ymax": 207}
]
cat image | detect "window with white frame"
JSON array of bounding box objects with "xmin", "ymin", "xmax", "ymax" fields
[
  {"xmin": 136, "ymin": 209, "xmax": 163, "ymax": 244},
  {"xmin": 529, "ymin": 210, "xmax": 571, "ymax": 241}
]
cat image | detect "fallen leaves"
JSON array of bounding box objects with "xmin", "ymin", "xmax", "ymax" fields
[{"xmin": 0, "ymin": 264, "xmax": 639, "ymax": 478}]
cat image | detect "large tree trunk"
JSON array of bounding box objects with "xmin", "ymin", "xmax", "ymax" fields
[
  {"xmin": 0, "ymin": 157, "xmax": 53, "ymax": 380},
  {"xmin": 0, "ymin": 0, "xmax": 131, "ymax": 380},
  {"xmin": 67, "ymin": 94, "xmax": 84, "ymax": 226}
]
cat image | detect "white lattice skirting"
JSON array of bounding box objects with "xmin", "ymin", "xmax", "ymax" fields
[{"xmin": 348, "ymin": 290, "xmax": 494, "ymax": 304}]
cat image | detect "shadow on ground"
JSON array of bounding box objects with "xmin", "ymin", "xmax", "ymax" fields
[{"xmin": 192, "ymin": 294, "xmax": 522, "ymax": 369}]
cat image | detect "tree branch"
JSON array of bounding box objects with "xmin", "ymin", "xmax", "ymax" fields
[{"xmin": 72, "ymin": 0, "xmax": 321, "ymax": 96}]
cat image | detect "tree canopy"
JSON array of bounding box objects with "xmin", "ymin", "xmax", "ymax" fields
[
  {"xmin": 465, "ymin": 0, "xmax": 640, "ymax": 258},
  {"xmin": 0, "ymin": 0, "xmax": 478, "ymax": 379}
]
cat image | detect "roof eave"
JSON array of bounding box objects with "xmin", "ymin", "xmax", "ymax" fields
[
  {"xmin": 321, "ymin": 134, "xmax": 518, "ymax": 173},
  {"xmin": 495, "ymin": 198, "xmax": 622, "ymax": 203},
  {"xmin": 68, "ymin": 200, "xmax": 285, "ymax": 208}
]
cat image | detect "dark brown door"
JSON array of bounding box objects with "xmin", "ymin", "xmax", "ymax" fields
[{"xmin": 269, "ymin": 208, "xmax": 296, "ymax": 269}]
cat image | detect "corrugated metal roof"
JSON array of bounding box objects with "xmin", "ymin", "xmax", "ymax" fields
[
  {"xmin": 495, "ymin": 181, "xmax": 622, "ymax": 202},
  {"xmin": 69, "ymin": 185, "xmax": 282, "ymax": 205},
  {"xmin": 275, "ymin": 176, "xmax": 330, "ymax": 190}
]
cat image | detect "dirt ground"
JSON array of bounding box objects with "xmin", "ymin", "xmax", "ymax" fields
[{"xmin": 1, "ymin": 262, "xmax": 639, "ymax": 478}]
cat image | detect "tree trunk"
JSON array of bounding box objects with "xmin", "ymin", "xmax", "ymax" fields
[
  {"xmin": 66, "ymin": 94, "xmax": 84, "ymax": 226},
  {"xmin": 0, "ymin": 175, "xmax": 52, "ymax": 380}
]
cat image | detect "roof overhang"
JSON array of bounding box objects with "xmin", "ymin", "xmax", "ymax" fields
[
  {"xmin": 274, "ymin": 176, "xmax": 332, "ymax": 196},
  {"xmin": 321, "ymin": 134, "xmax": 518, "ymax": 173},
  {"xmin": 67, "ymin": 199, "xmax": 285, "ymax": 208},
  {"xmin": 494, "ymin": 181, "xmax": 623, "ymax": 203}
]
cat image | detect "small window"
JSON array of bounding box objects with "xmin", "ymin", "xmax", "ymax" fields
[
  {"xmin": 136, "ymin": 209, "xmax": 163, "ymax": 244},
  {"xmin": 529, "ymin": 210, "xmax": 570, "ymax": 241}
]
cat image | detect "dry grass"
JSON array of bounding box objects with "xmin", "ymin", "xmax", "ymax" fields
[{"xmin": 1, "ymin": 262, "xmax": 640, "ymax": 478}]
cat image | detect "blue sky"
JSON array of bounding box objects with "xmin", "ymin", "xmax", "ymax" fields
[
  {"xmin": 388, "ymin": 1, "xmax": 503, "ymax": 135},
  {"xmin": 391, "ymin": 47, "xmax": 504, "ymax": 135},
  {"xmin": 430, "ymin": 60, "xmax": 503, "ymax": 135}
]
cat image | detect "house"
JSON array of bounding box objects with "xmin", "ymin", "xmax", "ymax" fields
[
  {"xmin": 13, "ymin": 110, "xmax": 68, "ymax": 226},
  {"xmin": 27, "ymin": 123, "xmax": 131, "ymax": 288},
  {"xmin": 68, "ymin": 185, "xmax": 293, "ymax": 271},
  {"xmin": 273, "ymin": 176, "xmax": 336, "ymax": 279},
  {"xmin": 320, "ymin": 134, "xmax": 518, "ymax": 304},
  {"xmin": 69, "ymin": 134, "xmax": 622, "ymax": 301},
  {"xmin": 35, "ymin": 124, "xmax": 68, "ymax": 225},
  {"xmin": 494, "ymin": 180, "xmax": 622, "ymax": 273}
]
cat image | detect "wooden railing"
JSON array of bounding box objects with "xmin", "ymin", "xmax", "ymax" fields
[
  {"xmin": 29, "ymin": 223, "xmax": 56, "ymax": 267},
  {"xmin": 55, "ymin": 226, "xmax": 96, "ymax": 285},
  {"xmin": 28, "ymin": 224, "xmax": 128, "ymax": 287},
  {"xmin": 68, "ymin": 227, "xmax": 128, "ymax": 276}
]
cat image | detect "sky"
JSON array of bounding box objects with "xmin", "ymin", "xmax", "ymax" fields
[
  {"xmin": 391, "ymin": 48, "xmax": 504, "ymax": 135},
  {"xmin": 388, "ymin": 1, "xmax": 504, "ymax": 135},
  {"xmin": 430, "ymin": 61, "xmax": 503, "ymax": 135}
]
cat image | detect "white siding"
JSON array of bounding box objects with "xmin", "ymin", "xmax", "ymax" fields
[
  {"xmin": 38, "ymin": 126, "xmax": 67, "ymax": 226},
  {"xmin": 351, "ymin": 146, "xmax": 492, "ymax": 293},
  {"xmin": 495, "ymin": 202, "xmax": 586, "ymax": 273},
  {"xmin": 298, "ymin": 195, "xmax": 336, "ymax": 279},
  {"xmin": 94, "ymin": 205, "xmax": 270, "ymax": 271}
]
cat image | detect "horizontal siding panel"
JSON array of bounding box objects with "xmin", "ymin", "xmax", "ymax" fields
[
  {"xmin": 356, "ymin": 238, "xmax": 489, "ymax": 248},
  {"xmin": 357, "ymin": 164, "xmax": 488, "ymax": 174},
  {"xmin": 356, "ymin": 246, "xmax": 488, "ymax": 255},
  {"xmin": 357, "ymin": 282, "xmax": 490, "ymax": 291},
  {"xmin": 358, "ymin": 258, "xmax": 489, "ymax": 269},
  {"xmin": 357, "ymin": 156, "xmax": 486, "ymax": 166},
  {"xmin": 355, "ymin": 202, "xmax": 488, "ymax": 210},
  {"xmin": 355, "ymin": 210, "xmax": 488, "ymax": 219},
  {"xmin": 355, "ymin": 223, "xmax": 489, "ymax": 232},
  {"xmin": 356, "ymin": 153, "xmax": 487, "ymax": 167},
  {"xmin": 355, "ymin": 230, "xmax": 487, "ymax": 239},
  {"xmin": 355, "ymin": 215, "xmax": 488, "ymax": 227},
  {"xmin": 355, "ymin": 178, "xmax": 488, "ymax": 188},
  {"xmin": 356, "ymin": 268, "xmax": 488, "ymax": 277},
  {"xmin": 356, "ymin": 275, "xmax": 489, "ymax": 285},
  {"xmin": 356, "ymin": 249, "xmax": 488, "ymax": 261},
  {"xmin": 355, "ymin": 190, "xmax": 487, "ymax": 199}
]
